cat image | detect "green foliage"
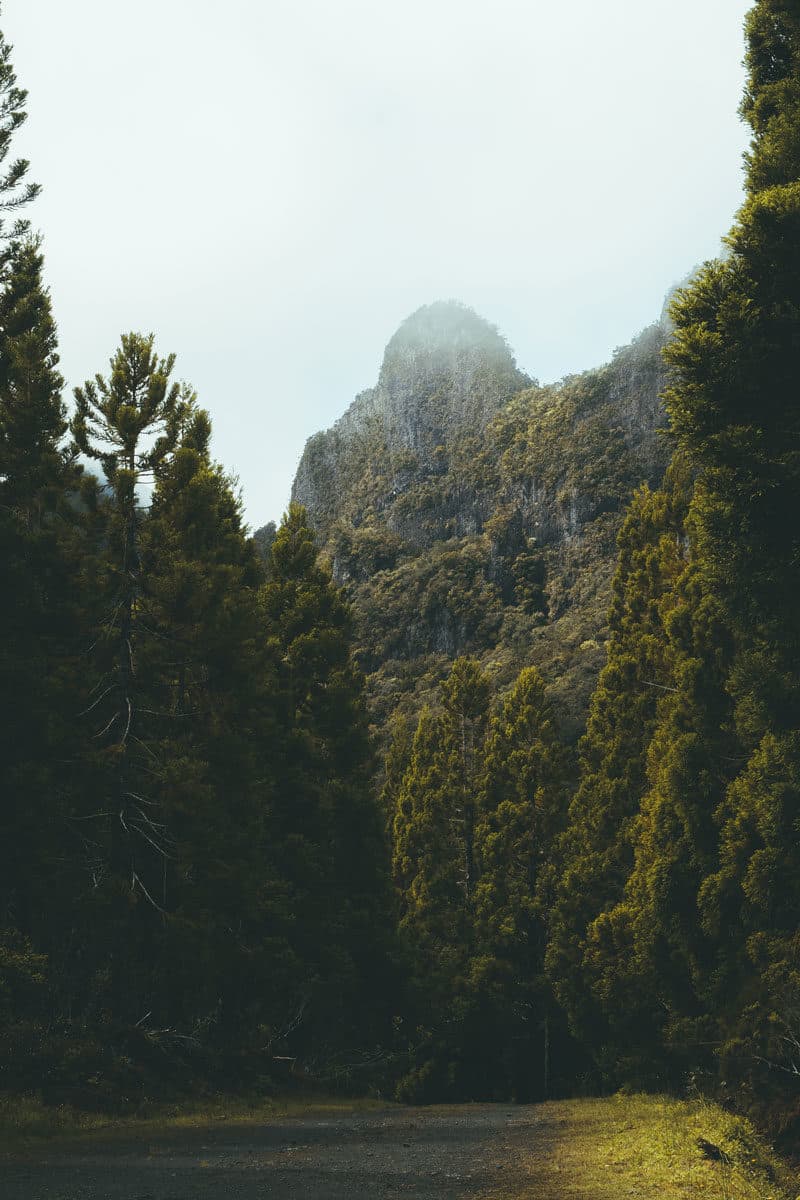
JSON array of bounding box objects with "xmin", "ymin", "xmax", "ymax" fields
[
  {"xmin": 546, "ymin": 462, "xmax": 691, "ymax": 1080},
  {"xmin": 392, "ymin": 658, "xmax": 490, "ymax": 959},
  {"xmin": 138, "ymin": 415, "xmax": 282, "ymax": 1041},
  {"xmin": 541, "ymin": 0, "xmax": 800, "ymax": 1115},
  {"xmin": 0, "ymin": 229, "xmax": 395, "ymax": 1092},
  {"xmin": 69, "ymin": 334, "xmax": 192, "ymax": 920},
  {"xmin": 291, "ymin": 298, "xmax": 671, "ymax": 749},
  {"xmin": 390, "ymin": 662, "xmax": 490, "ymax": 1100},
  {"xmin": 0, "ymin": 235, "xmax": 83, "ymax": 982},
  {"xmin": 657, "ymin": 0, "xmax": 800, "ymax": 1104},
  {"xmin": 391, "ymin": 660, "xmax": 572, "ymax": 1100},
  {"xmin": 471, "ymin": 667, "xmax": 570, "ymax": 1099},
  {"xmin": 0, "ymin": 22, "xmax": 40, "ymax": 241},
  {"xmin": 6, "ymin": 0, "xmax": 800, "ymax": 1125},
  {"xmin": 262, "ymin": 504, "xmax": 396, "ymax": 1059}
]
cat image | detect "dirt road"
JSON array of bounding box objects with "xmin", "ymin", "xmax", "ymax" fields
[{"xmin": 1, "ymin": 1105, "xmax": 549, "ymax": 1200}]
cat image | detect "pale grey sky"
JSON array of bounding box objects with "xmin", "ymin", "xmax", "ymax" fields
[{"xmin": 7, "ymin": 0, "xmax": 751, "ymax": 527}]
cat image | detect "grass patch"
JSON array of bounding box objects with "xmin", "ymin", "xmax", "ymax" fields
[
  {"xmin": 0, "ymin": 1090, "xmax": 389, "ymax": 1157},
  {"xmin": 506, "ymin": 1094, "xmax": 799, "ymax": 1199}
]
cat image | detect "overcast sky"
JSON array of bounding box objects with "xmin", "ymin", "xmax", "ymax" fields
[{"xmin": 7, "ymin": 0, "xmax": 752, "ymax": 527}]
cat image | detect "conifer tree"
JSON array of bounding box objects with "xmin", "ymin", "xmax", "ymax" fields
[
  {"xmin": 0, "ymin": 13, "xmax": 69, "ymax": 949},
  {"xmin": 545, "ymin": 467, "xmax": 689, "ymax": 1077},
  {"xmin": 663, "ymin": 0, "xmax": 800, "ymax": 1086},
  {"xmin": 472, "ymin": 666, "xmax": 567, "ymax": 1098},
  {"xmin": 137, "ymin": 405, "xmax": 285, "ymax": 1043},
  {"xmin": 390, "ymin": 659, "xmax": 490, "ymax": 1099},
  {"xmin": 0, "ymin": 19, "xmax": 40, "ymax": 241},
  {"xmin": 393, "ymin": 660, "xmax": 489, "ymax": 949},
  {"xmin": 262, "ymin": 503, "xmax": 395, "ymax": 1057},
  {"xmin": 0, "ymin": 237, "xmax": 83, "ymax": 963},
  {"xmin": 0, "ymin": 24, "xmax": 88, "ymax": 1049},
  {"xmin": 380, "ymin": 711, "xmax": 414, "ymax": 829},
  {"xmin": 583, "ymin": 547, "xmax": 736, "ymax": 1083},
  {"xmin": 64, "ymin": 335, "xmax": 194, "ymax": 1023},
  {"xmin": 392, "ymin": 706, "xmax": 460, "ymax": 954},
  {"xmin": 393, "ymin": 700, "xmax": 450, "ymax": 926}
]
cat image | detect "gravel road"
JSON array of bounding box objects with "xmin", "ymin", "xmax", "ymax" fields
[{"xmin": 1, "ymin": 1104, "xmax": 549, "ymax": 1199}]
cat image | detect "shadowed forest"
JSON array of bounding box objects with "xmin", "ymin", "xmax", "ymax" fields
[{"xmin": 2, "ymin": 0, "xmax": 800, "ymax": 1152}]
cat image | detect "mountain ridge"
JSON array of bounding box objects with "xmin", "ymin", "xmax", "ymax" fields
[{"xmin": 280, "ymin": 299, "xmax": 673, "ymax": 738}]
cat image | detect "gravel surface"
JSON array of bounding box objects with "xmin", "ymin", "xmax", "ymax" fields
[{"xmin": 1, "ymin": 1105, "xmax": 549, "ymax": 1199}]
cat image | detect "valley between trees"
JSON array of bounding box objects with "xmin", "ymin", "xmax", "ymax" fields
[{"xmin": 2, "ymin": 0, "xmax": 800, "ymax": 1183}]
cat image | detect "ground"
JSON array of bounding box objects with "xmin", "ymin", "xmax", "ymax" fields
[{"xmin": 1, "ymin": 1095, "xmax": 795, "ymax": 1199}]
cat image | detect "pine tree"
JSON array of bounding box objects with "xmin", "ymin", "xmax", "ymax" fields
[
  {"xmin": 393, "ymin": 659, "xmax": 489, "ymax": 949},
  {"xmin": 545, "ymin": 466, "xmax": 690, "ymax": 1079},
  {"xmin": 0, "ymin": 16, "xmax": 69, "ymax": 945},
  {"xmin": 390, "ymin": 659, "xmax": 490, "ymax": 1099},
  {"xmin": 380, "ymin": 711, "xmax": 415, "ymax": 830},
  {"xmin": 65, "ymin": 334, "xmax": 192, "ymax": 1020},
  {"xmin": 136, "ymin": 405, "xmax": 286, "ymax": 1045},
  {"xmin": 472, "ymin": 666, "xmax": 568, "ymax": 1098},
  {"xmin": 583, "ymin": 544, "xmax": 736, "ymax": 1084},
  {"xmin": 0, "ymin": 237, "xmax": 82, "ymax": 957},
  {"xmin": 262, "ymin": 503, "xmax": 395, "ymax": 1059},
  {"xmin": 663, "ymin": 0, "xmax": 800, "ymax": 1090},
  {"xmin": 0, "ymin": 20, "xmax": 40, "ymax": 242}
]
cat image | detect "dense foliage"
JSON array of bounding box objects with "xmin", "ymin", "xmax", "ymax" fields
[
  {"xmin": 389, "ymin": 658, "xmax": 574, "ymax": 1101},
  {"xmin": 2, "ymin": 0, "xmax": 800, "ymax": 1136},
  {"xmin": 0, "ymin": 23, "xmax": 394, "ymax": 1096},
  {"xmin": 287, "ymin": 316, "xmax": 671, "ymax": 745},
  {"xmin": 544, "ymin": 0, "xmax": 800, "ymax": 1127}
]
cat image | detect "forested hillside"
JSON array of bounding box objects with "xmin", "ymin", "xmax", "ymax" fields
[
  {"xmin": 287, "ymin": 302, "xmax": 671, "ymax": 740},
  {"xmin": 3, "ymin": 0, "xmax": 800, "ymax": 1143}
]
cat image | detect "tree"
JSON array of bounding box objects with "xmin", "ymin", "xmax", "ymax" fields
[
  {"xmin": 0, "ymin": 237, "xmax": 82, "ymax": 956},
  {"xmin": 584, "ymin": 544, "xmax": 736, "ymax": 1085},
  {"xmin": 662, "ymin": 0, "xmax": 800, "ymax": 1095},
  {"xmin": 136, "ymin": 405, "xmax": 286, "ymax": 1047},
  {"xmin": 0, "ymin": 19, "xmax": 40, "ymax": 242},
  {"xmin": 262, "ymin": 503, "xmax": 395, "ymax": 1062},
  {"xmin": 472, "ymin": 666, "xmax": 568, "ymax": 1099},
  {"xmin": 53, "ymin": 334, "xmax": 198, "ymax": 1032},
  {"xmin": 0, "ymin": 16, "xmax": 69, "ymax": 943},
  {"xmin": 545, "ymin": 466, "xmax": 690, "ymax": 1081},
  {"xmin": 393, "ymin": 659, "xmax": 489, "ymax": 948},
  {"xmin": 390, "ymin": 659, "xmax": 490, "ymax": 1100}
]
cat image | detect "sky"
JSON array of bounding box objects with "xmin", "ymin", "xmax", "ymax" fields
[{"xmin": 7, "ymin": 0, "xmax": 752, "ymax": 528}]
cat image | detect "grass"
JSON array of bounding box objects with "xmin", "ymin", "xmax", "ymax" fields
[
  {"xmin": 500, "ymin": 1093, "xmax": 799, "ymax": 1200},
  {"xmin": 4, "ymin": 1087, "xmax": 798, "ymax": 1200},
  {"xmin": 0, "ymin": 1090, "xmax": 389, "ymax": 1157}
]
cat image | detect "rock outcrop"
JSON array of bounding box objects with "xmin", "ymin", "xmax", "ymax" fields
[
  {"xmin": 293, "ymin": 301, "xmax": 530, "ymax": 544},
  {"xmin": 286, "ymin": 299, "xmax": 672, "ymax": 739}
]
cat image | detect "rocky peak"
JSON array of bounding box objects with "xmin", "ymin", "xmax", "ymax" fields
[
  {"xmin": 376, "ymin": 301, "xmax": 530, "ymax": 458},
  {"xmin": 285, "ymin": 298, "xmax": 673, "ymax": 740},
  {"xmin": 291, "ymin": 300, "xmax": 530, "ymax": 537}
]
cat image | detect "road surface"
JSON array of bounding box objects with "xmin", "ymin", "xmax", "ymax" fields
[{"xmin": 2, "ymin": 1104, "xmax": 552, "ymax": 1199}]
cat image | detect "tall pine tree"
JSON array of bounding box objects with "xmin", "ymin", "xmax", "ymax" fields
[
  {"xmin": 262, "ymin": 503, "xmax": 395, "ymax": 1063},
  {"xmin": 545, "ymin": 464, "xmax": 690, "ymax": 1081},
  {"xmin": 391, "ymin": 658, "xmax": 490, "ymax": 1099},
  {"xmin": 472, "ymin": 666, "xmax": 568, "ymax": 1099},
  {"xmin": 664, "ymin": 0, "xmax": 800, "ymax": 1090}
]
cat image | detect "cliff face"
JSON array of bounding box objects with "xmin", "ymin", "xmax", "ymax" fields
[
  {"xmin": 292, "ymin": 301, "xmax": 530, "ymax": 544},
  {"xmin": 288, "ymin": 300, "xmax": 672, "ymax": 739}
]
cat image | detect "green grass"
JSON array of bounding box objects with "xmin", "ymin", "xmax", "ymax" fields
[
  {"xmin": 498, "ymin": 1094, "xmax": 799, "ymax": 1200},
  {"xmin": 5, "ymin": 1087, "xmax": 798, "ymax": 1200},
  {"xmin": 0, "ymin": 1090, "xmax": 389, "ymax": 1156}
]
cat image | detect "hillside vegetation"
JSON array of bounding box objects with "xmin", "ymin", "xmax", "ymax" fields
[
  {"xmin": 289, "ymin": 303, "xmax": 671, "ymax": 740},
  {"xmin": 507, "ymin": 1095, "xmax": 797, "ymax": 1200},
  {"xmin": 3, "ymin": 0, "xmax": 800, "ymax": 1156}
]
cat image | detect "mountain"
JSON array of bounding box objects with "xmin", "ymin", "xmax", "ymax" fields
[{"xmin": 284, "ymin": 299, "xmax": 672, "ymax": 740}]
